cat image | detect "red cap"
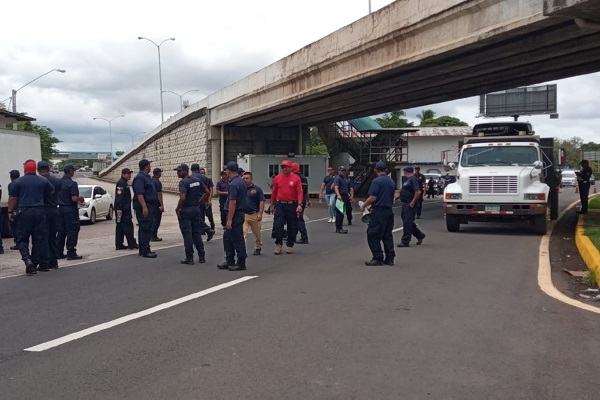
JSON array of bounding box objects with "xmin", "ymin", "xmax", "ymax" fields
[
  {"xmin": 280, "ymin": 160, "xmax": 293, "ymax": 167},
  {"xmin": 24, "ymin": 160, "xmax": 37, "ymax": 174},
  {"xmin": 291, "ymin": 162, "xmax": 300, "ymax": 173}
]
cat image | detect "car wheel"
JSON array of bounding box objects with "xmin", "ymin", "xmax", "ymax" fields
[
  {"xmin": 106, "ymin": 205, "xmax": 113, "ymax": 220},
  {"xmin": 90, "ymin": 208, "xmax": 97, "ymax": 225}
]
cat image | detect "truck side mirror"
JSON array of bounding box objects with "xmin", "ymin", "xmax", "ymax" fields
[
  {"xmin": 533, "ymin": 161, "xmax": 543, "ymax": 170},
  {"xmin": 448, "ymin": 162, "xmax": 456, "ymax": 170}
]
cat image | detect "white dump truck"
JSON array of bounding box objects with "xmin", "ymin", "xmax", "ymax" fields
[
  {"xmin": 443, "ymin": 122, "xmax": 561, "ymax": 235},
  {"xmin": 0, "ymin": 129, "xmax": 42, "ymax": 237}
]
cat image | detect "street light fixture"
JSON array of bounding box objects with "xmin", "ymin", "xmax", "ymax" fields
[
  {"xmin": 93, "ymin": 115, "xmax": 125, "ymax": 165},
  {"xmin": 116, "ymin": 131, "xmax": 145, "ymax": 147},
  {"xmin": 138, "ymin": 36, "xmax": 176, "ymax": 124},
  {"xmin": 162, "ymin": 89, "xmax": 201, "ymax": 111},
  {"xmin": 11, "ymin": 69, "xmax": 66, "ymax": 113}
]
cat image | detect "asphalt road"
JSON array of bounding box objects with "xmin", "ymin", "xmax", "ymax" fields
[{"xmin": 1, "ymin": 190, "xmax": 599, "ymax": 399}]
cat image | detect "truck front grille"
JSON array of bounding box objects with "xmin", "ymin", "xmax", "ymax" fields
[{"xmin": 469, "ymin": 176, "xmax": 518, "ymax": 194}]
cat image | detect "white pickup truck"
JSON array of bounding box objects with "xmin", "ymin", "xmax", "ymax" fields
[
  {"xmin": 443, "ymin": 122, "xmax": 560, "ymax": 235},
  {"xmin": 0, "ymin": 128, "xmax": 42, "ymax": 237}
]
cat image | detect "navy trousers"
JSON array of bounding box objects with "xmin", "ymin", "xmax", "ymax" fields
[
  {"xmin": 179, "ymin": 206, "xmax": 204, "ymax": 259},
  {"xmin": 36, "ymin": 206, "xmax": 59, "ymax": 267},
  {"xmin": 16, "ymin": 207, "xmax": 45, "ymax": 263},
  {"xmin": 115, "ymin": 211, "xmax": 136, "ymax": 248},
  {"xmin": 366, "ymin": 207, "xmax": 395, "ymax": 261},
  {"xmin": 273, "ymin": 202, "xmax": 298, "ymax": 247},
  {"xmin": 400, "ymin": 202, "xmax": 425, "ymax": 244},
  {"xmin": 151, "ymin": 205, "xmax": 162, "ymax": 238},
  {"xmin": 135, "ymin": 203, "xmax": 156, "ymax": 254},
  {"xmin": 223, "ymin": 210, "xmax": 246, "ymax": 265},
  {"xmin": 58, "ymin": 206, "xmax": 80, "ymax": 256}
]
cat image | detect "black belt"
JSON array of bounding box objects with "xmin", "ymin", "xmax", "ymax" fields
[{"xmin": 277, "ymin": 200, "xmax": 297, "ymax": 204}]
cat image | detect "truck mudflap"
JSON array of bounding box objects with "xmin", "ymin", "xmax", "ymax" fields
[{"xmin": 444, "ymin": 202, "xmax": 547, "ymax": 217}]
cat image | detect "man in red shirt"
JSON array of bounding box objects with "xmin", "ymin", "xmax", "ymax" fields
[{"xmin": 268, "ymin": 160, "xmax": 303, "ymax": 255}]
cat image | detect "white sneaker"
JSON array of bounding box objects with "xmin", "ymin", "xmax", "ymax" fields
[{"xmin": 330, "ymin": 217, "xmax": 335, "ymax": 223}]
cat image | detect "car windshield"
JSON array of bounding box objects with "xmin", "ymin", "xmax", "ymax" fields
[
  {"xmin": 561, "ymin": 171, "xmax": 576, "ymax": 177},
  {"xmin": 79, "ymin": 187, "xmax": 93, "ymax": 198},
  {"xmin": 461, "ymin": 146, "xmax": 538, "ymax": 167}
]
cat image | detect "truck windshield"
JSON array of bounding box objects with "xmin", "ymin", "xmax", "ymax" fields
[{"xmin": 461, "ymin": 146, "xmax": 538, "ymax": 167}]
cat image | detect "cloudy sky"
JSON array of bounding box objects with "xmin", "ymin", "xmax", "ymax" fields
[{"xmin": 1, "ymin": 0, "xmax": 598, "ymax": 154}]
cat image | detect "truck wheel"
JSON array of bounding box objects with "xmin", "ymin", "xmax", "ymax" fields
[
  {"xmin": 446, "ymin": 214, "xmax": 460, "ymax": 232},
  {"xmin": 532, "ymin": 214, "xmax": 547, "ymax": 235}
]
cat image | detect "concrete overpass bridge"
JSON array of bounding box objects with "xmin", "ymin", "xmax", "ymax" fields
[{"xmin": 101, "ymin": 0, "xmax": 600, "ymax": 191}]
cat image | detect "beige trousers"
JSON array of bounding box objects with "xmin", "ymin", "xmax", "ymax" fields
[{"xmin": 243, "ymin": 213, "xmax": 263, "ymax": 249}]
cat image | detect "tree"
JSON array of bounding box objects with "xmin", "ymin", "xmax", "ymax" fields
[
  {"xmin": 420, "ymin": 115, "xmax": 469, "ymax": 127},
  {"xmin": 17, "ymin": 121, "xmax": 61, "ymax": 162},
  {"xmin": 375, "ymin": 110, "xmax": 414, "ymax": 128},
  {"xmin": 115, "ymin": 151, "xmax": 125, "ymax": 157},
  {"xmin": 417, "ymin": 109, "xmax": 436, "ymax": 123},
  {"xmin": 306, "ymin": 127, "xmax": 328, "ymax": 155}
]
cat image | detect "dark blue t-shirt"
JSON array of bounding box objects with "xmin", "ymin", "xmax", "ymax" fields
[
  {"xmin": 333, "ymin": 175, "xmax": 350, "ymax": 195},
  {"xmin": 323, "ymin": 174, "xmax": 336, "ymax": 195},
  {"xmin": 216, "ymin": 180, "xmax": 229, "ymax": 199},
  {"xmin": 179, "ymin": 174, "xmax": 207, "ymax": 208},
  {"xmin": 152, "ymin": 176, "xmax": 163, "ymax": 193},
  {"xmin": 41, "ymin": 174, "xmax": 61, "ymax": 207},
  {"xmin": 368, "ymin": 174, "xmax": 396, "ymax": 207},
  {"xmin": 191, "ymin": 172, "xmax": 210, "ymax": 189},
  {"xmin": 245, "ymin": 184, "xmax": 265, "ymax": 213},
  {"xmin": 400, "ymin": 175, "xmax": 422, "ymax": 202},
  {"xmin": 225, "ymin": 175, "xmax": 247, "ymax": 211},
  {"xmin": 57, "ymin": 175, "xmax": 80, "ymax": 206},
  {"xmin": 133, "ymin": 172, "xmax": 159, "ymax": 205},
  {"xmin": 9, "ymin": 173, "xmax": 55, "ymax": 207}
]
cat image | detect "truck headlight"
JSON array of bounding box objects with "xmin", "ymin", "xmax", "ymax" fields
[
  {"xmin": 445, "ymin": 193, "xmax": 461, "ymax": 200},
  {"xmin": 524, "ymin": 194, "xmax": 546, "ymax": 200}
]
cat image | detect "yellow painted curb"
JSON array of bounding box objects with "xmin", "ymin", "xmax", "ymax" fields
[{"xmin": 575, "ymin": 213, "xmax": 600, "ymax": 286}]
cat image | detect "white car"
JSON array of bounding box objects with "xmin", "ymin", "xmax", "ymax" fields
[
  {"xmin": 78, "ymin": 184, "xmax": 114, "ymax": 224},
  {"xmin": 560, "ymin": 170, "xmax": 577, "ymax": 187}
]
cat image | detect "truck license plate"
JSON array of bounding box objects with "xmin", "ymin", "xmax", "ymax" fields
[{"xmin": 485, "ymin": 205, "xmax": 500, "ymax": 212}]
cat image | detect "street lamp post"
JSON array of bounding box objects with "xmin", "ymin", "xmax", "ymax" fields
[
  {"xmin": 93, "ymin": 115, "xmax": 124, "ymax": 165},
  {"xmin": 116, "ymin": 131, "xmax": 145, "ymax": 147},
  {"xmin": 138, "ymin": 36, "xmax": 176, "ymax": 124},
  {"xmin": 162, "ymin": 89, "xmax": 201, "ymax": 111},
  {"xmin": 11, "ymin": 69, "xmax": 66, "ymax": 113},
  {"xmin": 369, "ymin": 0, "xmax": 372, "ymax": 13}
]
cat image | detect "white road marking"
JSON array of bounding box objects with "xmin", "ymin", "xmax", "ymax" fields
[
  {"xmin": 24, "ymin": 276, "xmax": 258, "ymax": 352},
  {"xmin": 392, "ymin": 227, "xmax": 404, "ymax": 233}
]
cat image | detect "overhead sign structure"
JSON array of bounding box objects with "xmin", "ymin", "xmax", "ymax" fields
[
  {"xmin": 479, "ymin": 84, "xmax": 557, "ymax": 118},
  {"xmin": 583, "ymin": 151, "xmax": 600, "ymax": 161}
]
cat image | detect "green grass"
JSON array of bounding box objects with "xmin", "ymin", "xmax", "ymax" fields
[
  {"xmin": 590, "ymin": 195, "xmax": 600, "ymax": 210},
  {"xmin": 586, "ymin": 268, "xmax": 597, "ymax": 288},
  {"xmin": 584, "ymin": 211, "xmax": 600, "ymax": 252}
]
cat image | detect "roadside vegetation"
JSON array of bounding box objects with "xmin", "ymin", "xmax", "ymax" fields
[{"xmin": 584, "ymin": 196, "xmax": 600, "ymax": 252}]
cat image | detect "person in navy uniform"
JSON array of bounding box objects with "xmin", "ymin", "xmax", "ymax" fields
[
  {"xmin": 114, "ymin": 167, "xmax": 138, "ymax": 250},
  {"xmin": 151, "ymin": 168, "xmax": 164, "ymax": 242},
  {"xmin": 413, "ymin": 166, "xmax": 426, "ymax": 218},
  {"xmin": 216, "ymin": 171, "xmax": 229, "ymax": 228},
  {"xmin": 132, "ymin": 159, "xmax": 159, "ymax": 258},
  {"xmin": 397, "ymin": 166, "xmax": 426, "ymax": 247},
  {"xmin": 8, "ymin": 170, "xmax": 21, "ymax": 250},
  {"xmin": 318, "ymin": 167, "xmax": 337, "ymax": 223},
  {"xmin": 576, "ymin": 159, "xmax": 593, "ymax": 214},
  {"xmin": 174, "ymin": 164, "xmax": 210, "ymax": 265},
  {"xmin": 190, "ymin": 164, "xmax": 215, "ymax": 241},
  {"xmin": 36, "ymin": 161, "xmax": 62, "ymax": 270},
  {"xmin": 242, "ymin": 171, "xmax": 265, "ymax": 255},
  {"xmin": 7, "ymin": 160, "xmax": 55, "ymax": 275},
  {"xmin": 199, "ymin": 167, "xmax": 216, "ymax": 231},
  {"xmin": 57, "ymin": 164, "xmax": 84, "ymax": 260},
  {"xmin": 217, "ymin": 161, "xmax": 248, "ymax": 271},
  {"xmin": 360, "ymin": 161, "xmax": 396, "ymax": 266},
  {"xmin": 292, "ymin": 162, "xmax": 310, "ymax": 244},
  {"xmin": 333, "ymin": 166, "xmax": 354, "ymax": 234}
]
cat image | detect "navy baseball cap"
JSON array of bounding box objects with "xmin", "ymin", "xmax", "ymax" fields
[
  {"xmin": 37, "ymin": 161, "xmax": 50, "ymax": 169},
  {"xmin": 174, "ymin": 163, "xmax": 189, "ymax": 171},
  {"xmin": 121, "ymin": 167, "xmax": 133, "ymax": 174},
  {"xmin": 191, "ymin": 163, "xmax": 200, "ymax": 171},
  {"xmin": 338, "ymin": 166, "xmax": 346, "ymax": 171},
  {"xmin": 153, "ymin": 167, "xmax": 163, "ymax": 175},
  {"xmin": 225, "ymin": 161, "xmax": 239, "ymax": 172},
  {"xmin": 64, "ymin": 164, "xmax": 76, "ymax": 172},
  {"xmin": 220, "ymin": 171, "xmax": 228, "ymax": 176},
  {"xmin": 375, "ymin": 161, "xmax": 387, "ymax": 171},
  {"xmin": 404, "ymin": 166, "xmax": 414, "ymax": 173},
  {"xmin": 9, "ymin": 170, "xmax": 20, "ymax": 179},
  {"xmin": 139, "ymin": 159, "xmax": 151, "ymax": 170}
]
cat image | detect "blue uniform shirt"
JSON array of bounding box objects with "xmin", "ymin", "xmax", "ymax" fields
[
  {"xmin": 152, "ymin": 176, "xmax": 163, "ymax": 193},
  {"xmin": 333, "ymin": 175, "xmax": 350, "ymax": 195},
  {"xmin": 245, "ymin": 184, "xmax": 265, "ymax": 213},
  {"xmin": 216, "ymin": 180, "xmax": 229, "ymax": 199},
  {"xmin": 57, "ymin": 175, "xmax": 80, "ymax": 206},
  {"xmin": 42, "ymin": 174, "xmax": 61, "ymax": 207},
  {"xmin": 9, "ymin": 173, "xmax": 55, "ymax": 207},
  {"xmin": 225, "ymin": 175, "xmax": 247, "ymax": 211},
  {"xmin": 323, "ymin": 174, "xmax": 336, "ymax": 195},
  {"xmin": 133, "ymin": 172, "xmax": 159, "ymax": 206},
  {"xmin": 368, "ymin": 174, "xmax": 396, "ymax": 207},
  {"xmin": 179, "ymin": 174, "xmax": 207, "ymax": 208},
  {"xmin": 400, "ymin": 175, "xmax": 422, "ymax": 203}
]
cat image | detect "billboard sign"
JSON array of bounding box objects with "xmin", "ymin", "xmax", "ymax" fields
[
  {"xmin": 479, "ymin": 84, "xmax": 557, "ymax": 117},
  {"xmin": 583, "ymin": 151, "xmax": 600, "ymax": 161}
]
